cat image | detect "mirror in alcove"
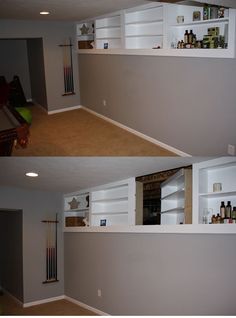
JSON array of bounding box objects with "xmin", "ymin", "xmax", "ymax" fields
[{"xmin": 136, "ymin": 165, "xmax": 192, "ymax": 225}]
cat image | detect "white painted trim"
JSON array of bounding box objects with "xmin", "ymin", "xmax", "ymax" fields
[
  {"xmin": 81, "ymin": 105, "xmax": 191, "ymax": 157},
  {"xmin": 1, "ymin": 288, "xmax": 23, "ymax": 307},
  {"xmin": 63, "ymin": 223, "xmax": 236, "ymax": 234},
  {"xmin": 65, "ymin": 295, "xmax": 110, "ymax": 316},
  {"xmin": 23, "ymin": 295, "xmax": 65, "ymax": 308},
  {"xmin": 48, "ymin": 105, "xmax": 81, "ymax": 115}
]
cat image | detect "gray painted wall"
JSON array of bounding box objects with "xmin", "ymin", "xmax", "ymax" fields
[
  {"xmin": 78, "ymin": 54, "xmax": 236, "ymax": 156},
  {"xmin": 27, "ymin": 38, "xmax": 47, "ymax": 109},
  {"xmin": 0, "ymin": 20, "xmax": 80, "ymax": 111},
  {"xmin": 0, "ymin": 186, "xmax": 64, "ymax": 303},
  {"xmin": 65, "ymin": 232, "xmax": 236, "ymax": 315},
  {"xmin": 0, "ymin": 210, "xmax": 23, "ymax": 302},
  {"xmin": 0, "ymin": 39, "xmax": 31, "ymax": 99}
]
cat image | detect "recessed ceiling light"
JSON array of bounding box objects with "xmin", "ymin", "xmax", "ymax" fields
[
  {"xmin": 40, "ymin": 11, "xmax": 50, "ymax": 15},
  {"xmin": 26, "ymin": 172, "xmax": 39, "ymax": 178}
]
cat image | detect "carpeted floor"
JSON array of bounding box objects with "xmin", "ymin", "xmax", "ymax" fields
[
  {"xmin": 13, "ymin": 105, "xmax": 175, "ymax": 156},
  {"xmin": 0, "ymin": 293, "xmax": 96, "ymax": 316}
]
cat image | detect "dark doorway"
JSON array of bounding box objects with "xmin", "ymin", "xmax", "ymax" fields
[{"xmin": 0, "ymin": 209, "xmax": 23, "ymax": 303}]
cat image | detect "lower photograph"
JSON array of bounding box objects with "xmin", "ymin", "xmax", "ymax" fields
[{"xmin": 0, "ymin": 156, "xmax": 235, "ymax": 316}]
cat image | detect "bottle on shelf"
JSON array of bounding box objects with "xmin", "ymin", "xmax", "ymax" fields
[
  {"xmin": 203, "ymin": 4, "xmax": 210, "ymax": 20},
  {"xmin": 220, "ymin": 201, "xmax": 226, "ymax": 219},
  {"xmin": 189, "ymin": 30, "xmax": 193, "ymax": 44},
  {"xmin": 232, "ymin": 207, "xmax": 236, "ymax": 223},
  {"xmin": 225, "ymin": 201, "xmax": 232, "ymax": 219},
  {"xmin": 184, "ymin": 30, "xmax": 189, "ymax": 44}
]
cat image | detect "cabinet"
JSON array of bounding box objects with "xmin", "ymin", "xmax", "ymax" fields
[
  {"xmin": 64, "ymin": 191, "xmax": 90, "ymax": 227},
  {"xmin": 161, "ymin": 168, "xmax": 192, "ymax": 225},
  {"xmin": 63, "ymin": 178, "xmax": 143, "ymax": 229},
  {"xmin": 124, "ymin": 3, "xmax": 164, "ymax": 49},
  {"xmin": 192, "ymin": 157, "xmax": 236, "ymax": 225},
  {"xmin": 95, "ymin": 14, "xmax": 122, "ymax": 49}
]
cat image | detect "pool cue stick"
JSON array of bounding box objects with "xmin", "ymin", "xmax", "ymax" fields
[
  {"xmin": 55, "ymin": 214, "xmax": 58, "ymax": 280},
  {"xmin": 46, "ymin": 222, "xmax": 49, "ymax": 281},
  {"xmin": 69, "ymin": 38, "xmax": 74, "ymax": 93}
]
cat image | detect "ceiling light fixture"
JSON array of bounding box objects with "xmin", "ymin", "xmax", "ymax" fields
[
  {"xmin": 40, "ymin": 11, "xmax": 50, "ymax": 15},
  {"xmin": 26, "ymin": 172, "xmax": 39, "ymax": 178}
]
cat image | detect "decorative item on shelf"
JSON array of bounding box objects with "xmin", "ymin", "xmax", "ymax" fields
[
  {"xmin": 203, "ymin": 208, "xmax": 212, "ymax": 224},
  {"xmin": 213, "ymin": 183, "xmax": 222, "ymax": 192},
  {"xmin": 203, "ymin": 4, "xmax": 211, "ymax": 20},
  {"xmin": 68, "ymin": 197, "xmax": 80, "ymax": 210},
  {"xmin": 104, "ymin": 43, "xmax": 109, "ymax": 49},
  {"xmin": 80, "ymin": 23, "xmax": 90, "ymax": 35},
  {"xmin": 210, "ymin": 6, "xmax": 219, "ymax": 19},
  {"xmin": 218, "ymin": 7, "xmax": 225, "ymax": 18},
  {"xmin": 100, "ymin": 219, "xmax": 107, "ymax": 226},
  {"xmin": 177, "ymin": 15, "xmax": 184, "ymax": 24},
  {"xmin": 193, "ymin": 11, "xmax": 201, "ymax": 21},
  {"xmin": 86, "ymin": 195, "xmax": 89, "ymax": 208},
  {"xmin": 66, "ymin": 216, "xmax": 85, "ymax": 227},
  {"xmin": 83, "ymin": 217, "xmax": 89, "ymax": 227}
]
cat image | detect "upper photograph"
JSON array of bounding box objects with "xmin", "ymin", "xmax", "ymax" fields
[{"xmin": 0, "ymin": 0, "xmax": 236, "ymax": 157}]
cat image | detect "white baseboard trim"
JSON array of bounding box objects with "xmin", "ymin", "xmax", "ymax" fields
[
  {"xmin": 48, "ymin": 105, "xmax": 81, "ymax": 115},
  {"xmin": 23, "ymin": 295, "xmax": 65, "ymax": 308},
  {"xmin": 1, "ymin": 287, "xmax": 23, "ymax": 307},
  {"xmin": 81, "ymin": 106, "xmax": 191, "ymax": 157},
  {"xmin": 65, "ymin": 295, "xmax": 109, "ymax": 316}
]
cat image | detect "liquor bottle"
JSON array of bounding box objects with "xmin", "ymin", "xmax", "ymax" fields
[
  {"xmin": 189, "ymin": 30, "xmax": 193, "ymax": 44},
  {"xmin": 184, "ymin": 30, "xmax": 189, "ymax": 44},
  {"xmin": 225, "ymin": 201, "xmax": 232, "ymax": 219},
  {"xmin": 220, "ymin": 201, "xmax": 225, "ymax": 219},
  {"xmin": 232, "ymin": 207, "xmax": 236, "ymax": 222}
]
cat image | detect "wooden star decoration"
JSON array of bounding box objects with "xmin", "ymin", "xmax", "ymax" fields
[
  {"xmin": 80, "ymin": 24, "xmax": 90, "ymax": 35},
  {"xmin": 68, "ymin": 197, "xmax": 80, "ymax": 210}
]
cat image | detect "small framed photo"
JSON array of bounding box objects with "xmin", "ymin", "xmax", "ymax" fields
[
  {"xmin": 104, "ymin": 43, "xmax": 109, "ymax": 49},
  {"xmin": 193, "ymin": 11, "xmax": 201, "ymax": 21},
  {"xmin": 100, "ymin": 219, "xmax": 107, "ymax": 226}
]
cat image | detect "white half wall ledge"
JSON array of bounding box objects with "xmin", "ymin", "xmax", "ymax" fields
[{"xmin": 65, "ymin": 296, "xmax": 110, "ymax": 316}]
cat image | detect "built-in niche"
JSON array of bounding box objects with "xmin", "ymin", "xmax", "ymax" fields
[
  {"xmin": 136, "ymin": 166, "xmax": 192, "ymax": 225},
  {"xmin": 0, "ymin": 38, "xmax": 47, "ymax": 109}
]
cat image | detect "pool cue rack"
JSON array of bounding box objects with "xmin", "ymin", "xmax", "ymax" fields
[
  {"xmin": 42, "ymin": 215, "xmax": 59, "ymax": 284},
  {"xmin": 59, "ymin": 38, "xmax": 75, "ymax": 96}
]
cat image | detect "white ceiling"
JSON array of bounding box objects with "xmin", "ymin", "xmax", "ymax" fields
[
  {"xmin": 0, "ymin": 0, "xmax": 235, "ymax": 21},
  {"xmin": 0, "ymin": 157, "xmax": 210, "ymax": 194},
  {"xmin": 0, "ymin": 0, "xmax": 148, "ymax": 21}
]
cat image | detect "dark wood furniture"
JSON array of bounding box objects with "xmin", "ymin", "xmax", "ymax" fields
[{"xmin": 0, "ymin": 104, "xmax": 29, "ymax": 156}]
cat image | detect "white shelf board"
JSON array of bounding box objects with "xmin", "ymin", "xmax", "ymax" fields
[
  {"xmin": 64, "ymin": 208, "xmax": 89, "ymax": 213},
  {"xmin": 126, "ymin": 34, "xmax": 163, "ymax": 38},
  {"xmin": 125, "ymin": 19, "xmax": 163, "ymax": 25},
  {"xmin": 96, "ymin": 25, "xmax": 121, "ymax": 30},
  {"xmin": 96, "ymin": 37, "xmax": 121, "ymax": 40},
  {"xmin": 77, "ymin": 48, "xmax": 234, "ymax": 58},
  {"xmin": 91, "ymin": 211, "xmax": 128, "ymax": 216},
  {"xmin": 199, "ymin": 190, "xmax": 236, "ymax": 198},
  {"xmin": 171, "ymin": 17, "xmax": 229, "ymax": 27},
  {"xmin": 161, "ymin": 189, "xmax": 185, "ymax": 201},
  {"xmin": 161, "ymin": 207, "xmax": 184, "ymax": 214},
  {"xmin": 91, "ymin": 197, "xmax": 128, "ymax": 203},
  {"xmin": 64, "ymin": 224, "xmax": 236, "ymax": 234}
]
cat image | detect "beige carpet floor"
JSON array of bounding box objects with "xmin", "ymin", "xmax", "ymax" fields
[
  {"xmin": 0, "ymin": 293, "xmax": 96, "ymax": 316},
  {"xmin": 13, "ymin": 105, "xmax": 175, "ymax": 156}
]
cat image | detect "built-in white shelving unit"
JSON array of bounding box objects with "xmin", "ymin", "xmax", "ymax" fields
[
  {"xmin": 192, "ymin": 157, "xmax": 236, "ymax": 225},
  {"xmin": 76, "ymin": 22, "xmax": 94, "ymax": 49},
  {"xmin": 63, "ymin": 178, "xmax": 143, "ymax": 230},
  {"xmin": 95, "ymin": 14, "xmax": 122, "ymax": 49},
  {"xmin": 161, "ymin": 168, "xmax": 192, "ymax": 225},
  {"xmin": 64, "ymin": 191, "xmax": 90, "ymax": 227},
  {"xmin": 124, "ymin": 3, "xmax": 164, "ymax": 49},
  {"xmin": 76, "ymin": 2, "xmax": 236, "ymax": 58}
]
